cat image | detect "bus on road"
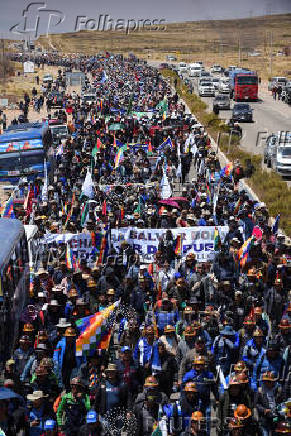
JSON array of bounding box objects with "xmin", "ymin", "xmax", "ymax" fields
[
  {"xmin": 229, "ymin": 70, "xmax": 258, "ymax": 101},
  {"xmin": 0, "ymin": 219, "xmax": 29, "ymax": 364},
  {"xmin": 0, "ymin": 126, "xmax": 52, "ymax": 184}
]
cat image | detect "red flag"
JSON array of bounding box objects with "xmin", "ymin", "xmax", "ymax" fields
[
  {"xmin": 102, "ymin": 200, "xmax": 107, "ymax": 216},
  {"xmin": 25, "ymin": 188, "xmax": 34, "ymax": 217},
  {"xmin": 96, "ymin": 138, "xmax": 101, "ymax": 150},
  {"xmin": 120, "ymin": 205, "xmax": 124, "ymax": 220}
]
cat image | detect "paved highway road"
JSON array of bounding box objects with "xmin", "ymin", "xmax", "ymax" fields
[
  {"xmin": 185, "ymin": 73, "xmax": 291, "ymax": 155},
  {"xmin": 180, "ymin": 71, "xmax": 291, "ymax": 186}
]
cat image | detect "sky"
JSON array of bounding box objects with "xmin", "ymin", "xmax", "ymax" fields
[{"xmin": 1, "ymin": 0, "xmax": 291, "ymax": 39}]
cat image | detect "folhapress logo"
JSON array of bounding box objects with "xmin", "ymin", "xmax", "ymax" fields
[{"xmin": 10, "ymin": 2, "xmax": 65, "ymax": 38}]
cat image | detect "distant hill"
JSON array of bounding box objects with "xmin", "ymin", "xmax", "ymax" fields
[{"xmin": 36, "ymin": 13, "xmax": 291, "ymax": 80}]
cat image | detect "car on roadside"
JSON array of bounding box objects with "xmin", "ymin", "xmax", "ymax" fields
[
  {"xmin": 264, "ymin": 134, "xmax": 277, "ymax": 166},
  {"xmin": 232, "ymin": 103, "xmax": 253, "ymax": 122},
  {"xmin": 199, "ymin": 81, "xmax": 215, "ymax": 97},
  {"xmin": 43, "ymin": 74, "xmax": 53, "ymax": 84},
  {"xmin": 268, "ymin": 76, "xmax": 288, "ymax": 91},
  {"xmin": 166, "ymin": 55, "xmax": 177, "ymax": 61},
  {"xmin": 273, "ymin": 146, "xmax": 291, "ymax": 176},
  {"xmin": 159, "ymin": 63, "xmax": 169, "ymax": 70},
  {"xmin": 213, "ymin": 94, "xmax": 230, "ymax": 110}
]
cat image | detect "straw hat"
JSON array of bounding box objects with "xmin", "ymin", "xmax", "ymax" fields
[
  {"xmin": 27, "ymin": 390, "xmax": 48, "ymax": 401},
  {"xmin": 56, "ymin": 318, "xmax": 71, "ymax": 328},
  {"xmin": 105, "ymin": 363, "xmax": 118, "ymax": 373}
]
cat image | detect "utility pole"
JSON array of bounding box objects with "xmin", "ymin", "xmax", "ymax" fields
[
  {"xmin": 1, "ymin": 37, "xmax": 5, "ymax": 82},
  {"xmin": 238, "ymin": 33, "xmax": 241, "ymax": 66},
  {"xmin": 270, "ymin": 31, "xmax": 273, "ymax": 77}
]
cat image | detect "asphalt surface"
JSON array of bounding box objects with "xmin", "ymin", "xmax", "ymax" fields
[{"xmin": 184, "ymin": 73, "xmax": 291, "ymax": 155}]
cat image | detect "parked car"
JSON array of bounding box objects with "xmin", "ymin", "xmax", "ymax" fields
[
  {"xmin": 166, "ymin": 55, "xmax": 177, "ymax": 61},
  {"xmin": 264, "ymin": 134, "xmax": 277, "ymax": 167},
  {"xmin": 213, "ymin": 94, "xmax": 230, "ymax": 110},
  {"xmin": 273, "ymin": 146, "xmax": 291, "ymax": 176},
  {"xmin": 159, "ymin": 63, "xmax": 169, "ymax": 69},
  {"xmin": 43, "ymin": 74, "xmax": 53, "ymax": 83},
  {"xmin": 268, "ymin": 76, "xmax": 287, "ymax": 91},
  {"xmin": 199, "ymin": 81, "xmax": 215, "ymax": 97},
  {"xmin": 232, "ymin": 103, "xmax": 253, "ymax": 122}
]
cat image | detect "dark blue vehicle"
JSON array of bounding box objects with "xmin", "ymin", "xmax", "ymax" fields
[{"xmin": 0, "ymin": 126, "xmax": 51, "ymax": 184}]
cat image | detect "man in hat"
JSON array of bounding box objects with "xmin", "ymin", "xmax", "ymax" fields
[
  {"xmin": 53, "ymin": 327, "xmax": 84, "ymax": 390},
  {"xmin": 13, "ymin": 335, "xmax": 34, "ymax": 376},
  {"xmin": 133, "ymin": 325, "xmax": 156, "ymax": 380},
  {"xmin": 212, "ymin": 324, "xmax": 239, "ymax": 375},
  {"xmin": 115, "ymin": 346, "xmax": 141, "ymax": 399},
  {"xmin": 42, "ymin": 419, "xmax": 58, "ymax": 436},
  {"xmin": 275, "ymin": 318, "xmax": 291, "ymax": 353},
  {"xmin": 159, "ymin": 324, "xmax": 180, "ymax": 357},
  {"xmin": 94, "ymin": 363, "xmax": 129, "ymax": 416},
  {"xmin": 79, "ymin": 410, "xmax": 104, "ymax": 436},
  {"xmin": 252, "ymin": 340, "xmax": 283, "ymax": 392},
  {"xmin": 180, "ymin": 411, "xmax": 207, "ymax": 436},
  {"xmin": 219, "ymin": 374, "xmax": 253, "ymax": 432},
  {"xmin": 176, "ymin": 324, "xmax": 196, "ymax": 369},
  {"xmin": 179, "ymin": 382, "xmax": 203, "ymax": 431},
  {"xmin": 134, "ymin": 376, "xmax": 168, "ymax": 436},
  {"xmin": 27, "ymin": 390, "xmax": 53, "ymax": 436},
  {"xmin": 151, "ymin": 340, "xmax": 178, "ymax": 398},
  {"xmin": 182, "ymin": 355, "xmax": 218, "ymax": 430},
  {"xmin": 256, "ymin": 371, "xmax": 283, "ymax": 436},
  {"xmin": 57, "ymin": 377, "xmax": 90, "ymax": 436},
  {"xmin": 78, "ymin": 350, "xmax": 107, "ymax": 396},
  {"xmin": 242, "ymin": 328, "xmax": 266, "ymax": 373}
]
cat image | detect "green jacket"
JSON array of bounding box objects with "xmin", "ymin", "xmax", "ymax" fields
[{"xmin": 57, "ymin": 392, "xmax": 91, "ymax": 427}]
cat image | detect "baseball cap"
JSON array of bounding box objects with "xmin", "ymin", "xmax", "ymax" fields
[
  {"xmin": 121, "ymin": 346, "xmax": 131, "ymax": 352},
  {"xmin": 86, "ymin": 410, "xmax": 98, "ymax": 423},
  {"xmin": 44, "ymin": 419, "xmax": 56, "ymax": 430}
]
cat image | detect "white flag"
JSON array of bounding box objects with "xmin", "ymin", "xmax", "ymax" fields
[
  {"xmin": 42, "ymin": 159, "xmax": 48, "ymax": 202},
  {"xmin": 160, "ymin": 172, "xmax": 172, "ymax": 199},
  {"xmin": 81, "ymin": 169, "xmax": 94, "ymax": 199}
]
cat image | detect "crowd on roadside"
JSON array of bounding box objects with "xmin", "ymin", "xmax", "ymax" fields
[{"xmin": 0, "ymin": 53, "xmax": 290, "ymax": 436}]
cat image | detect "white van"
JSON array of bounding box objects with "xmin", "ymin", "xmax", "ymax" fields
[
  {"xmin": 189, "ymin": 64, "xmax": 203, "ymax": 77},
  {"xmin": 178, "ymin": 62, "xmax": 188, "ymax": 73}
]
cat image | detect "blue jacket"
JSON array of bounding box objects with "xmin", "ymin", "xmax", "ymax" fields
[
  {"xmin": 242, "ymin": 339, "xmax": 266, "ymax": 369},
  {"xmin": 155, "ymin": 310, "xmax": 179, "ymax": 333},
  {"xmin": 212, "ymin": 334, "xmax": 239, "ymax": 374},
  {"xmin": 53, "ymin": 337, "xmax": 85, "ymax": 385},
  {"xmin": 252, "ymin": 355, "xmax": 283, "ymax": 392},
  {"xmin": 182, "ymin": 369, "xmax": 216, "ymax": 406}
]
